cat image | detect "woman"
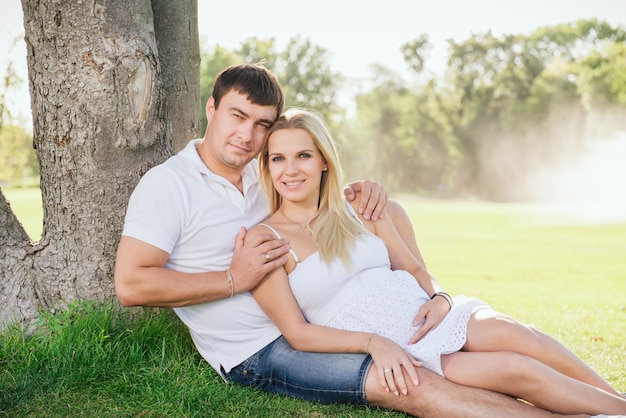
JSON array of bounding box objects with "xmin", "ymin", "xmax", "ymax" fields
[{"xmin": 246, "ymin": 108, "xmax": 626, "ymax": 415}]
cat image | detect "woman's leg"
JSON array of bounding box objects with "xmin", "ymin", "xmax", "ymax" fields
[
  {"xmin": 441, "ymin": 351, "xmax": 626, "ymax": 415},
  {"xmin": 464, "ymin": 308, "xmax": 621, "ymax": 396}
]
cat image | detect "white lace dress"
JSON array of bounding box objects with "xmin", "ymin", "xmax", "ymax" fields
[{"xmin": 260, "ymin": 225, "xmax": 489, "ymax": 376}]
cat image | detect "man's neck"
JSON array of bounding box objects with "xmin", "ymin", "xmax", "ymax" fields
[{"xmin": 196, "ymin": 142, "xmax": 244, "ymax": 193}]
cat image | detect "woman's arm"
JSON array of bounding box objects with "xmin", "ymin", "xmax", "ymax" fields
[
  {"xmin": 351, "ymin": 200, "xmax": 440, "ymax": 294},
  {"xmin": 246, "ymin": 227, "xmax": 420, "ymax": 395},
  {"xmin": 350, "ymin": 200, "xmax": 451, "ymax": 343}
]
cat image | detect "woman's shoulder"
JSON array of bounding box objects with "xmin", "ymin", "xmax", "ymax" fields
[{"xmin": 248, "ymin": 221, "xmax": 280, "ymax": 239}]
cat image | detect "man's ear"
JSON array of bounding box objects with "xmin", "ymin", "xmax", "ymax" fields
[{"xmin": 206, "ymin": 96, "xmax": 216, "ymax": 119}]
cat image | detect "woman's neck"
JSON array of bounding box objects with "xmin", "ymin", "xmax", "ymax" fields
[{"xmin": 278, "ymin": 203, "xmax": 317, "ymax": 226}]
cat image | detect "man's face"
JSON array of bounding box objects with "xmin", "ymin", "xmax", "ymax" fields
[{"xmin": 203, "ymin": 90, "xmax": 277, "ymax": 176}]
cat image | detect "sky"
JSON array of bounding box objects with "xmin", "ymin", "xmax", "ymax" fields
[
  {"xmin": 197, "ymin": 0, "xmax": 626, "ymax": 80},
  {"xmin": 2, "ymin": 0, "xmax": 626, "ymax": 124}
]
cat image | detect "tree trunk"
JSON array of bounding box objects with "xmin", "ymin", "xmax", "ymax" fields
[
  {"xmin": 0, "ymin": 0, "xmax": 200, "ymax": 326},
  {"xmin": 152, "ymin": 0, "xmax": 201, "ymax": 152}
]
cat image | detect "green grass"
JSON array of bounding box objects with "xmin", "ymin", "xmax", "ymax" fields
[
  {"xmin": 1, "ymin": 189, "xmax": 624, "ymax": 416},
  {"xmin": 397, "ymin": 194, "xmax": 626, "ymax": 388},
  {"xmin": 0, "ymin": 301, "xmax": 399, "ymax": 417}
]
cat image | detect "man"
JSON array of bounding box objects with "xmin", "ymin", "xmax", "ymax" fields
[{"xmin": 115, "ymin": 64, "xmax": 587, "ymax": 417}]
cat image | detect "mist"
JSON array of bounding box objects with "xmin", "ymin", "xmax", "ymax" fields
[{"xmin": 523, "ymin": 132, "xmax": 626, "ymax": 224}]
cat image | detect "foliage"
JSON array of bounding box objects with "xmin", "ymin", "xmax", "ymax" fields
[
  {"xmin": 7, "ymin": 19, "xmax": 626, "ymax": 201},
  {"xmin": 199, "ymin": 35, "xmax": 343, "ymax": 134},
  {"xmin": 577, "ymin": 42, "xmax": 626, "ymax": 107},
  {"xmin": 278, "ymin": 35, "xmax": 341, "ymax": 121},
  {"xmin": 351, "ymin": 19, "xmax": 626, "ymax": 199},
  {"xmin": 198, "ymin": 43, "xmax": 245, "ymax": 132},
  {"xmin": 400, "ymin": 34, "xmax": 431, "ymax": 75},
  {"xmin": 0, "ymin": 58, "xmax": 23, "ymax": 128},
  {"xmin": 0, "ymin": 124, "xmax": 38, "ymax": 185}
]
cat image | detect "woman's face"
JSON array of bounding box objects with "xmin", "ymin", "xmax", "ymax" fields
[{"xmin": 267, "ymin": 128, "xmax": 327, "ymax": 205}]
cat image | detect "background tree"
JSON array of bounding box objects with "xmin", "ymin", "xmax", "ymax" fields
[
  {"xmin": 341, "ymin": 19, "xmax": 626, "ymax": 200},
  {"xmin": 278, "ymin": 35, "xmax": 342, "ymax": 124},
  {"xmin": 0, "ymin": 52, "xmax": 36, "ymax": 185},
  {"xmin": 0, "ymin": 0, "xmax": 200, "ymax": 326},
  {"xmin": 198, "ymin": 44, "xmax": 243, "ymax": 132},
  {"xmin": 0, "ymin": 124, "xmax": 38, "ymax": 184},
  {"xmin": 419, "ymin": 19, "xmax": 625, "ymax": 199},
  {"xmin": 0, "ymin": 61, "xmax": 19, "ymax": 130},
  {"xmin": 197, "ymin": 36, "xmax": 341, "ymax": 131},
  {"xmin": 400, "ymin": 34, "xmax": 431, "ymax": 75}
]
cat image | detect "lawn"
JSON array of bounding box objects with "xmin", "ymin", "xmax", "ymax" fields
[
  {"xmin": 1, "ymin": 188, "xmax": 624, "ymax": 417},
  {"xmin": 2, "ymin": 187, "xmax": 43, "ymax": 240}
]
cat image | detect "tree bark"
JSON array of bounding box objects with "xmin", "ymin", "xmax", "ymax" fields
[
  {"xmin": 152, "ymin": 0, "xmax": 201, "ymax": 152},
  {"xmin": 0, "ymin": 190, "xmax": 38, "ymax": 326},
  {"xmin": 0, "ymin": 0, "xmax": 200, "ymax": 326}
]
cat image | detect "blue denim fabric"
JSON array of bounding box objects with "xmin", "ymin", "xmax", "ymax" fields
[{"xmin": 224, "ymin": 336, "xmax": 372, "ymax": 405}]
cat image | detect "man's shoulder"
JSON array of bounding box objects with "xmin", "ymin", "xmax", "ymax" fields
[
  {"xmin": 139, "ymin": 157, "xmax": 185, "ymax": 184},
  {"xmin": 141, "ymin": 141, "xmax": 202, "ymax": 181}
]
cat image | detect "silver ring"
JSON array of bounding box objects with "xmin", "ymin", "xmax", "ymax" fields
[
  {"xmin": 264, "ymin": 253, "xmax": 271, "ymax": 262},
  {"xmin": 384, "ymin": 368, "xmax": 392, "ymax": 373}
]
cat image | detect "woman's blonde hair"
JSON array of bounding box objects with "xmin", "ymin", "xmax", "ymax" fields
[{"xmin": 259, "ymin": 108, "xmax": 367, "ymax": 266}]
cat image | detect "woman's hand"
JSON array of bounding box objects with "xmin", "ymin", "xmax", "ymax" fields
[
  {"xmin": 367, "ymin": 334, "xmax": 421, "ymax": 396},
  {"xmin": 408, "ymin": 297, "xmax": 450, "ymax": 344}
]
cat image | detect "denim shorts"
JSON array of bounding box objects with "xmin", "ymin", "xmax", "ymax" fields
[{"xmin": 224, "ymin": 336, "xmax": 373, "ymax": 405}]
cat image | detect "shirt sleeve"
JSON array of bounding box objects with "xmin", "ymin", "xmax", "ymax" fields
[{"xmin": 122, "ymin": 165, "xmax": 185, "ymax": 254}]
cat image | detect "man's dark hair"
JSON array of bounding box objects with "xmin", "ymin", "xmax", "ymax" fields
[{"xmin": 212, "ymin": 63, "xmax": 285, "ymax": 119}]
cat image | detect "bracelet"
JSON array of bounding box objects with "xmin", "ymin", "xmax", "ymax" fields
[
  {"xmin": 226, "ymin": 269, "xmax": 235, "ymax": 298},
  {"xmin": 431, "ymin": 291, "xmax": 453, "ymax": 309},
  {"xmin": 365, "ymin": 333, "xmax": 375, "ymax": 354}
]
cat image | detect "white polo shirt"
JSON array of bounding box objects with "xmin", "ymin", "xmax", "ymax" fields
[{"xmin": 122, "ymin": 139, "xmax": 281, "ymax": 375}]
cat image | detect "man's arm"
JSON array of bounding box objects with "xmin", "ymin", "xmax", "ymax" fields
[
  {"xmin": 385, "ymin": 199, "xmax": 427, "ymax": 267},
  {"xmin": 114, "ymin": 236, "xmax": 231, "ymax": 307},
  {"xmin": 344, "ymin": 180, "xmax": 389, "ymax": 221},
  {"xmin": 114, "ymin": 227, "xmax": 290, "ymax": 307}
]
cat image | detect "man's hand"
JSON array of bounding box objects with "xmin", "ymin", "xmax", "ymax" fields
[
  {"xmin": 230, "ymin": 227, "xmax": 290, "ymax": 294},
  {"xmin": 344, "ymin": 180, "xmax": 389, "ymax": 221}
]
